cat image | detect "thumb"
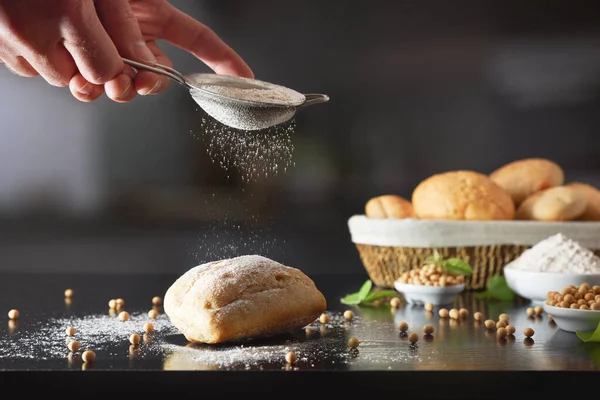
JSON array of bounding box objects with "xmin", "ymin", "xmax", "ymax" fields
[{"xmin": 94, "ymin": 0, "xmax": 156, "ymax": 64}]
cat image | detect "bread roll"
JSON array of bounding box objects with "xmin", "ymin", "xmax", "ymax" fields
[
  {"xmin": 163, "ymin": 255, "xmax": 326, "ymax": 344},
  {"xmin": 365, "ymin": 195, "xmax": 414, "ymax": 219},
  {"xmin": 412, "ymin": 170, "xmax": 515, "ymax": 220},
  {"xmin": 490, "ymin": 158, "xmax": 564, "ymax": 205},
  {"xmin": 566, "ymin": 182, "xmax": 600, "ymax": 221},
  {"xmin": 516, "ymin": 186, "xmax": 587, "ymax": 221}
]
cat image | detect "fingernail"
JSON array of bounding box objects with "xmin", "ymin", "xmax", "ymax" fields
[
  {"xmin": 117, "ymin": 82, "xmax": 132, "ymax": 100},
  {"xmin": 145, "ymin": 78, "xmax": 162, "ymax": 95},
  {"xmin": 77, "ymin": 82, "xmax": 92, "ymax": 95},
  {"xmin": 134, "ymin": 41, "xmax": 156, "ymax": 63}
]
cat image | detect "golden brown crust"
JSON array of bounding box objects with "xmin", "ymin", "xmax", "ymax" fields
[
  {"xmin": 411, "ymin": 170, "xmax": 515, "ymax": 221},
  {"xmin": 515, "ymin": 186, "xmax": 587, "ymax": 221},
  {"xmin": 489, "ymin": 158, "xmax": 564, "ymax": 205},
  {"xmin": 565, "ymin": 182, "xmax": 600, "ymax": 221},
  {"xmin": 365, "ymin": 195, "xmax": 414, "ymax": 219},
  {"xmin": 163, "ymin": 255, "xmax": 327, "ymax": 344}
]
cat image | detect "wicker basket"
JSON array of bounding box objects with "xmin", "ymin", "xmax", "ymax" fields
[
  {"xmin": 348, "ymin": 216, "xmax": 600, "ymax": 290},
  {"xmin": 355, "ymin": 243, "xmax": 529, "ymax": 290}
]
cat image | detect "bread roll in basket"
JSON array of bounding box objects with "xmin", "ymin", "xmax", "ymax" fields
[{"xmin": 352, "ymin": 163, "xmax": 600, "ymax": 290}]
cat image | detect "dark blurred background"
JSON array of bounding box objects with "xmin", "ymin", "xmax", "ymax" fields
[{"xmin": 0, "ymin": 0, "xmax": 599, "ymax": 276}]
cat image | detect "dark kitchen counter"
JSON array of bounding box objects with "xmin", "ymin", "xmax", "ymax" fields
[{"xmin": 0, "ymin": 272, "xmax": 598, "ymax": 398}]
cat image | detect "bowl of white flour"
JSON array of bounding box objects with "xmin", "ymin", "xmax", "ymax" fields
[{"xmin": 504, "ymin": 233, "xmax": 600, "ymax": 304}]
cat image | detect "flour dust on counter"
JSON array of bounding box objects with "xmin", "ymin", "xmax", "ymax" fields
[
  {"xmin": 191, "ymin": 115, "xmax": 296, "ymax": 183},
  {"xmin": 161, "ymin": 335, "xmax": 346, "ymax": 370},
  {"xmin": 160, "ymin": 312, "xmax": 423, "ymax": 370},
  {"xmin": 0, "ymin": 309, "xmax": 424, "ymax": 370},
  {"xmin": 0, "ymin": 311, "xmax": 178, "ymax": 361}
]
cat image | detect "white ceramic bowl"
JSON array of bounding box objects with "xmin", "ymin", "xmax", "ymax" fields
[
  {"xmin": 543, "ymin": 303, "xmax": 600, "ymax": 333},
  {"xmin": 394, "ymin": 282, "xmax": 465, "ymax": 306},
  {"xmin": 503, "ymin": 262, "xmax": 600, "ymax": 304}
]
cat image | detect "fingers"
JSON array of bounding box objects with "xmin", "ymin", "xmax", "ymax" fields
[
  {"xmin": 2, "ymin": 56, "xmax": 38, "ymax": 77},
  {"xmin": 1, "ymin": 50, "xmax": 72, "ymax": 86},
  {"xmin": 0, "ymin": 0, "xmax": 116, "ymax": 87},
  {"xmin": 160, "ymin": 4, "xmax": 254, "ymax": 78},
  {"xmin": 133, "ymin": 41, "xmax": 171, "ymax": 96},
  {"xmin": 24, "ymin": 44, "xmax": 77, "ymax": 87},
  {"xmin": 95, "ymin": 0, "xmax": 164, "ymax": 101},
  {"xmin": 70, "ymin": 65, "xmax": 135, "ymax": 103},
  {"xmin": 69, "ymin": 73, "xmax": 104, "ymax": 102},
  {"xmin": 95, "ymin": 0, "xmax": 157, "ymax": 63},
  {"xmin": 104, "ymin": 74, "xmax": 136, "ymax": 103},
  {"xmin": 60, "ymin": 1, "xmax": 123, "ymax": 85},
  {"xmin": 103, "ymin": 41, "xmax": 170, "ymax": 101}
]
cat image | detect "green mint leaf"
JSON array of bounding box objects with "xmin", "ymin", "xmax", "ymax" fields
[
  {"xmin": 477, "ymin": 275, "xmax": 515, "ymax": 301},
  {"xmin": 362, "ymin": 290, "xmax": 399, "ymax": 303},
  {"xmin": 489, "ymin": 287, "xmax": 515, "ymax": 301},
  {"xmin": 583, "ymin": 343, "xmax": 600, "ymax": 369},
  {"xmin": 442, "ymin": 258, "xmax": 473, "ymax": 276},
  {"xmin": 475, "ymin": 291, "xmax": 490, "ymax": 300},
  {"xmin": 357, "ymin": 280, "xmax": 373, "ymax": 301},
  {"xmin": 576, "ymin": 321, "xmax": 600, "ymax": 342},
  {"xmin": 476, "ymin": 289, "xmax": 515, "ymax": 301},
  {"xmin": 488, "ymin": 275, "xmax": 509, "ymax": 291},
  {"xmin": 340, "ymin": 293, "xmax": 362, "ymax": 305},
  {"xmin": 424, "ymin": 250, "xmax": 442, "ymax": 265}
]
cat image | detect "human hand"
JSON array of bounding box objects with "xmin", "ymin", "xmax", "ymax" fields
[{"xmin": 0, "ymin": 0, "xmax": 253, "ymax": 103}]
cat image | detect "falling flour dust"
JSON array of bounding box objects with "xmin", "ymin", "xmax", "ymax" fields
[
  {"xmin": 190, "ymin": 113, "xmax": 296, "ymax": 183},
  {"xmin": 186, "ymin": 205, "xmax": 283, "ymax": 265},
  {"xmin": 185, "ymin": 94, "xmax": 297, "ymax": 270}
]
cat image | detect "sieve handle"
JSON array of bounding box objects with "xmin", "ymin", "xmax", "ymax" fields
[
  {"xmin": 298, "ymin": 93, "xmax": 330, "ymax": 108},
  {"xmin": 122, "ymin": 57, "xmax": 193, "ymax": 89}
]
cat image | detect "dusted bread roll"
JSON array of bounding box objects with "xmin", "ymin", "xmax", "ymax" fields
[
  {"xmin": 365, "ymin": 195, "xmax": 414, "ymax": 219},
  {"xmin": 567, "ymin": 182, "xmax": 600, "ymax": 221},
  {"xmin": 516, "ymin": 186, "xmax": 587, "ymax": 221},
  {"xmin": 163, "ymin": 255, "xmax": 326, "ymax": 344},
  {"xmin": 412, "ymin": 170, "xmax": 515, "ymax": 220},
  {"xmin": 489, "ymin": 158, "xmax": 564, "ymax": 205}
]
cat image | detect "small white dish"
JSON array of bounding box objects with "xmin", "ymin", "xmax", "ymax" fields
[
  {"xmin": 394, "ymin": 282, "xmax": 465, "ymax": 306},
  {"xmin": 503, "ymin": 262, "xmax": 600, "ymax": 304},
  {"xmin": 543, "ymin": 303, "xmax": 600, "ymax": 333}
]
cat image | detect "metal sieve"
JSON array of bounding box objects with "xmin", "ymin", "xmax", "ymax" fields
[{"xmin": 123, "ymin": 58, "xmax": 330, "ymax": 130}]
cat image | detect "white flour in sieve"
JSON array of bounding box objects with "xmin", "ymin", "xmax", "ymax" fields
[
  {"xmin": 510, "ymin": 233, "xmax": 600, "ymax": 273},
  {"xmin": 201, "ymin": 85, "xmax": 305, "ymax": 106},
  {"xmin": 191, "ymin": 84, "xmax": 303, "ymax": 131},
  {"xmin": 191, "ymin": 115, "xmax": 295, "ymax": 183}
]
